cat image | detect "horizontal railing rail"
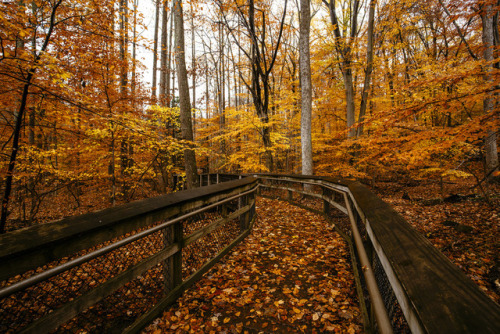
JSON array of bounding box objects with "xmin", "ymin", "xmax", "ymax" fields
[
  {"xmin": 0, "ymin": 176, "xmax": 257, "ymax": 333},
  {"xmin": 253, "ymin": 173, "xmax": 500, "ymax": 334}
]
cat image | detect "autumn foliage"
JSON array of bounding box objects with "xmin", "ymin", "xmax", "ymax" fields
[
  {"xmin": 196, "ymin": 0, "xmax": 499, "ymax": 183},
  {"xmin": 0, "ymin": 0, "xmax": 499, "ymax": 231},
  {"xmin": 0, "ymin": 1, "xmax": 186, "ymax": 231}
]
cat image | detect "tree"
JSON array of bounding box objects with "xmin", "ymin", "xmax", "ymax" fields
[
  {"xmin": 0, "ymin": 0, "xmax": 64, "ymax": 233},
  {"xmin": 480, "ymin": 0, "xmax": 499, "ymax": 181},
  {"xmin": 152, "ymin": 0, "xmax": 160, "ymax": 101},
  {"xmin": 216, "ymin": 0, "xmax": 289, "ymax": 171},
  {"xmin": 159, "ymin": 0, "xmax": 170, "ymax": 106},
  {"xmin": 299, "ymin": 0, "xmax": 313, "ymax": 175},
  {"xmin": 174, "ymin": 0, "xmax": 199, "ymax": 188},
  {"xmin": 356, "ymin": 0, "xmax": 377, "ymax": 137},
  {"xmin": 322, "ymin": 0, "xmax": 358, "ymax": 138}
]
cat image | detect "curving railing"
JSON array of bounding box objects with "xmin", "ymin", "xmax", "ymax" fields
[
  {"xmin": 0, "ymin": 173, "xmax": 499, "ymax": 333},
  {"xmin": 0, "ymin": 177, "xmax": 257, "ymax": 333},
  {"xmin": 253, "ymin": 173, "xmax": 500, "ymax": 334}
]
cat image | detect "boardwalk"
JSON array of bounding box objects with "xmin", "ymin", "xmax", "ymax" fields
[{"xmin": 143, "ymin": 198, "xmax": 363, "ymax": 333}]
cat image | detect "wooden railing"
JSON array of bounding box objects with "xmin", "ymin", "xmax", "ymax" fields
[
  {"xmin": 1, "ymin": 173, "xmax": 499, "ymax": 333},
  {"xmin": 0, "ymin": 177, "xmax": 257, "ymax": 333},
  {"xmin": 253, "ymin": 173, "xmax": 500, "ymax": 334}
]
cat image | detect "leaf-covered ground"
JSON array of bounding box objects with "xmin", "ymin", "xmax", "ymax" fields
[
  {"xmin": 143, "ymin": 198, "xmax": 363, "ymax": 334},
  {"xmin": 372, "ymin": 180, "xmax": 500, "ymax": 304}
]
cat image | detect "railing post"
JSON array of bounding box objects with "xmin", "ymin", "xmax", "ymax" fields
[
  {"xmin": 221, "ymin": 203, "xmax": 228, "ymax": 218},
  {"xmin": 249, "ymin": 190, "xmax": 256, "ymax": 226},
  {"xmin": 322, "ymin": 187, "xmax": 330, "ymax": 215},
  {"xmin": 216, "ymin": 174, "xmax": 220, "ymax": 184},
  {"xmin": 164, "ymin": 222, "xmax": 183, "ymax": 293},
  {"xmin": 239, "ymin": 194, "xmax": 248, "ymax": 232}
]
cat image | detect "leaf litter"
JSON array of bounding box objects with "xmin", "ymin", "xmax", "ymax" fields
[
  {"xmin": 373, "ymin": 180, "xmax": 500, "ymax": 304},
  {"xmin": 143, "ymin": 197, "xmax": 363, "ymax": 333}
]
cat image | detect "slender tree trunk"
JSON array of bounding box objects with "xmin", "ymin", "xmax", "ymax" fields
[
  {"xmin": 132, "ymin": 0, "xmax": 138, "ymax": 97},
  {"xmin": 191, "ymin": 4, "xmax": 196, "ymax": 138},
  {"xmin": 191, "ymin": 2, "xmax": 196, "ymax": 111},
  {"xmin": 344, "ymin": 71, "xmax": 356, "ymax": 138},
  {"xmin": 299, "ymin": 0, "xmax": 313, "ymax": 176},
  {"xmin": 205, "ymin": 54, "xmax": 209, "ymax": 118},
  {"xmin": 0, "ymin": 1, "xmax": 62, "ymax": 233},
  {"xmin": 174, "ymin": 0, "xmax": 199, "ymax": 188},
  {"xmin": 481, "ymin": 2, "xmax": 499, "ymax": 180},
  {"xmin": 357, "ymin": 0, "xmax": 377, "ymax": 137},
  {"xmin": 227, "ymin": 48, "xmax": 231, "ymax": 109},
  {"xmin": 159, "ymin": 0, "xmax": 168, "ymax": 105},
  {"xmin": 119, "ymin": 0, "xmax": 128, "ymax": 91},
  {"xmin": 152, "ymin": 0, "xmax": 160, "ymax": 101},
  {"xmin": 325, "ymin": 0, "xmax": 357, "ymax": 138},
  {"xmin": 119, "ymin": 0, "xmax": 132, "ymax": 198},
  {"xmin": 168, "ymin": 5, "xmax": 174, "ymax": 107},
  {"xmin": 1, "ymin": 74, "xmax": 33, "ymax": 233}
]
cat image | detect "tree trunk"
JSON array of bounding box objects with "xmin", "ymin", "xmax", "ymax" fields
[
  {"xmin": 119, "ymin": 0, "xmax": 128, "ymax": 91},
  {"xmin": 168, "ymin": 6, "xmax": 174, "ymax": 107},
  {"xmin": 191, "ymin": 4, "xmax": 196, "ymax": 137},
  {"xmin": 357, "ymin": 0, "xmax": 377, "ymax": 137},
  {"xmin": 0, "ymin": 1, "xmax": 62, "ymax": 233},
  {"xmin": 299, "ymin": 0, "xmax": 313, "ymax": 176},
  {"xmin": 159, "ymin": 0, "xmax": 168, "ymax": 106},
  {"xmin": 325, "ymin": 0, "xmax": 357, "ymax": 138},
  {"xmin": 119, "ymin": 0, "xmax": 131, "ymax": 198},
  {"xmin": 132, "ymin": 0, "xmax": 138, "ymax": 98},
  {"xmin": 481, "ymin": 2, "xmax": 499, "ymax": 180},
  {"xmin": 174, "ymin": 0, "xmax": 199, "ymax": 188},
  {"xmin": 152, "ymin": 0, "xmax": 160, "ymax": 101}
]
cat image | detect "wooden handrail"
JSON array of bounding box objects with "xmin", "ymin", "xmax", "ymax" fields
[
  {"xmin": 0, "ymin": 177, "xmax": 256, "ymax": 281},
  {"xmin": 0, "ymin": 175, "xmax": 258, "ymax": 333},
  {"xmin": 256, "ymin": 173, "xmax": 500, "ymax": 334}
]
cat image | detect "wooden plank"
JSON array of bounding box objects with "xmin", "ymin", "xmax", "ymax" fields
[
  {"xmin": 0, "ymin": 178, "xmax": 257, "ymax": 281},
  {"xmin": 348, "ymin": 181, "xmax": 500, "ymax": 334},
  {"xmin": 20, "ymin": 243, "xmax": 180, "ymax": 334}
]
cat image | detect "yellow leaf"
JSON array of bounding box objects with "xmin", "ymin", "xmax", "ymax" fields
[{"xmin": 223, "ymin": 317, "xmax": 230, "ymax": 323}]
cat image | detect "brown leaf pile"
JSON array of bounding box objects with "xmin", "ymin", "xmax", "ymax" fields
[{"xmin": 143, "ymin": 198, "xmax": 363, "ymax": 333}]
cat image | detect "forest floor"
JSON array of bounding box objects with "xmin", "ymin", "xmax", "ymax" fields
[
  {"xmin": 143, "ymin": 197, "xmax": 364, "ymax": 334},
  {"xmin": 371, "ymin": 178, "xmax": 500, "ymax": 304}
]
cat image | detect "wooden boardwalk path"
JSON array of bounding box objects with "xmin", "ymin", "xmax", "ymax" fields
[{"xmin": 143, "ymin": 197, "xmax": 363, "ymax": 333}]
